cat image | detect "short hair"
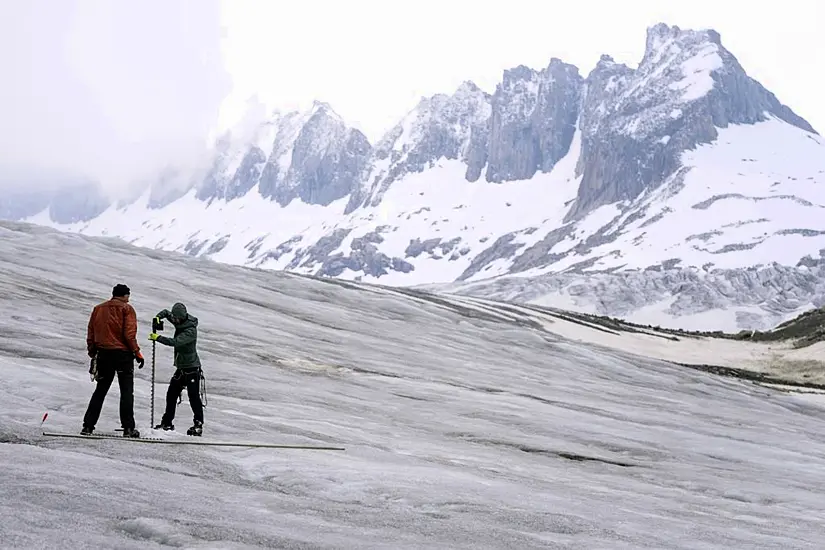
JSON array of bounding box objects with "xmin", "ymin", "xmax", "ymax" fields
[{"xmin": 112, "ymin": 284, "xmax": 131, "ymax": 297}]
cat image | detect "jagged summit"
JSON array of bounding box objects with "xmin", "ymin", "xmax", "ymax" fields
[
  {"xmin": 173, "ymin": 21, "xmax": 817, "ymax": 214},
  {"xmin": 307, "ymin": 99, "xmax": 345, "ymax": 123},
  {"xmin": 564, "ymin": 21, "xmax": 818, "ymax": 220},
  {"xmin": 348, "ymin": 80, "xmax": 492, "ymax": 210},
  {"xmin": 192, "ymin": 100, "xmax": 371, "ymax": 206},
  {"xmin": 454, "ymin": 80, "xmax": 485, "ymax": 96},
  {"xmin": 643, "ymin": 23, "xmax": 722, "ymax": 59}
]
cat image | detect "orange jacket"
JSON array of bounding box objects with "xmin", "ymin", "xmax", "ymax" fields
[{"xmin": 86, "ymin": 297, "xmax": 141, "ymax": 357}]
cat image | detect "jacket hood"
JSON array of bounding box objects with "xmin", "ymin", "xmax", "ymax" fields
[
  {"xmin": 171, "ymin": 302, "xmax": 187, "ymax": 318},
  {"xmin": 176, "ymin": 315, "xmax": 198, "ymax": 329}
]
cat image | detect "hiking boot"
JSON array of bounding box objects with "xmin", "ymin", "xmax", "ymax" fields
[
  {"xmin": 122, "ymin": 427, "xmax": 141, "ymax": 438},
  {"xmin": 154, "ymin": 422, "xmax": 174, "ymax": 431},
  {"xmin": 186, "ymin": 420, "xmax": 202, "ymax": 437},
  {"xmin": 80, "ymin": 426, "xmax": 93, "ymax": 435}
]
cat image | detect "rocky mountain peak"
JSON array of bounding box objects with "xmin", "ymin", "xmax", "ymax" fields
[
  {"xmin": 454, "ymin": 80, "xmax": 483, "ymax": 97},
  {"xmin": 193, "ymin": 101, "xmax": 371, "ymax": 207},
  {"xmin": 307, "ymin": 99, "xmax": 344, "ymax": 125},
  {"xmin": 644, "ymin": 23, "xmax": 722, "ymax": 60},
  {"xmin": 298, "ymin": 102, "xmax": 350, "ymax": 147},
  {"xmin": 565, "ymin": 22, "xmax": 818, "ymax": 221},
  {"xmin": 485, "ymin": 57, "xmax": 582, "ymax": 182},
  {"xmin": 372, "ymin": 81, "xmax": 492, "ymax": 158},
  {"xmin": 349, "ymin": 81, "xmax": 492, "ymax": 211},
  {"xmin": 547, "ymin": 57, "xmax": 576, "ymax": 73},
  {"xmin": 257, "ymin": 102, "xmax": 372, "ymax": 207}
]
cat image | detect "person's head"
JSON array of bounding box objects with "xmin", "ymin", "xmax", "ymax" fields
[
  {"xmin": 170, "ymin": 302, "xmax": 187, "ymax": 323},
  {"xmin": 112, "ymin": 284, "xmax": 130, "ymax": 302}
]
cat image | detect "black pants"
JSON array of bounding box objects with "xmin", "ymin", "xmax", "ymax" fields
[
  {"xmin": 161, "ymin": 368, "xmax": 203, "ymax": 426},
  {"xmin": 83, "ymin": 349, "xmax": 135, "ymax": 430}
]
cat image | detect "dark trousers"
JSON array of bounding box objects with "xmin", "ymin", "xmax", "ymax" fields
[
  {"xmin": 161, "ymin": 368, "xmax": 203, "ymax": 425},
  {"xmin": 83, "ymin": 349, "xmax": 135, "ymax": 430}
]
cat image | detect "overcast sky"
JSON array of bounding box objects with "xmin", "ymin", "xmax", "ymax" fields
[
  {"xmin": 0, "ymin": 0, "xmax": 230, "ymax": 195},
  {"xmin": 219, "ymin": 0, "xmax": 824, "ymax": 142},
  {"xmin": 1, "ymin": 0, "xmax": 821, "ymax": 195}
]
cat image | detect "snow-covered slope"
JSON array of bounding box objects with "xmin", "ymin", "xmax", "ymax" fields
[
  {"xmin": 11, "ymin": 23, "xmax": 825, "ymax": 332},
  {"xmin": 546, "ymin": 116, "xmax": 825, "ymax": 274},
  {"xmin": 3, "ymin": 220, "xmax": 825, "ymax": 548}
]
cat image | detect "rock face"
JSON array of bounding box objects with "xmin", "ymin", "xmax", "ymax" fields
[
  {"xmin": 143, "ymin": 166, "xmax": 202, "ymax": 210},
  {"xmin": 0, "ymin": 179, "xmax": 110, "ymax": 224},
  {"xmin": 259, "ymin": 105, "xmax": 373, "ymax": 207},
  {"xmin": 195, "ymin": 102, "xmax": 372, "ymax": 208},
  {"xmin": 485, "ymin": 59, "xmax": 582, "ymax": 182},
  {"xmin": 48, "ymin": 183, "xmax": 111, "ymax": 224},
  {"xmin": 566, "ymin": 24, "xmax": 817, "ymax": 220},
  {"xmin": 0, "ymin": 189, "xmax": 52, "ymax": 221}
]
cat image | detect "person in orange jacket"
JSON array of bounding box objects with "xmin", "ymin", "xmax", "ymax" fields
[{"xmin": 81, "ymin": 283, "xmax": 144, "ymax": 437}]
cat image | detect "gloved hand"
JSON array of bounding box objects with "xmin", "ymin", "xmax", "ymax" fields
[
  {"xmin": 135, "ymin": 351, "xmax": 145, "ymax": 369},
  {"xmin": 148, "ymin": 333, "xmax": 159, "ymax": 341},
  {"xmin": 89, "ymin": 356, "xmax": 98, "ymax": 382},
  {"xmin": 156, "ymin": 309, "xmax": 170, "ymax": 320}
]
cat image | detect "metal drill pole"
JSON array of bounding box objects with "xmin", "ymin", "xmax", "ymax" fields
[{"xmin": 151, "ymin": 339, "xmax": 156, "ymax": 428}]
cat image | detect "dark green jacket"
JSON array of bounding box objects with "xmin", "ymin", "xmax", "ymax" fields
[{"xmin": 156, "ymin": 315, "xmax": 201, "ymax": 371}]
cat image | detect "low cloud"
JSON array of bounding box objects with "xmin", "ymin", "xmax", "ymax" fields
[{"xmin": 0, "ymin": 0, "xmax": 232, "ymax": 198}]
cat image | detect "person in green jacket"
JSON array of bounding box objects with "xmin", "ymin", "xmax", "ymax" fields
[{"xmin": 149, "ymin": 302, "xmax": 204, "ymax": 436}]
